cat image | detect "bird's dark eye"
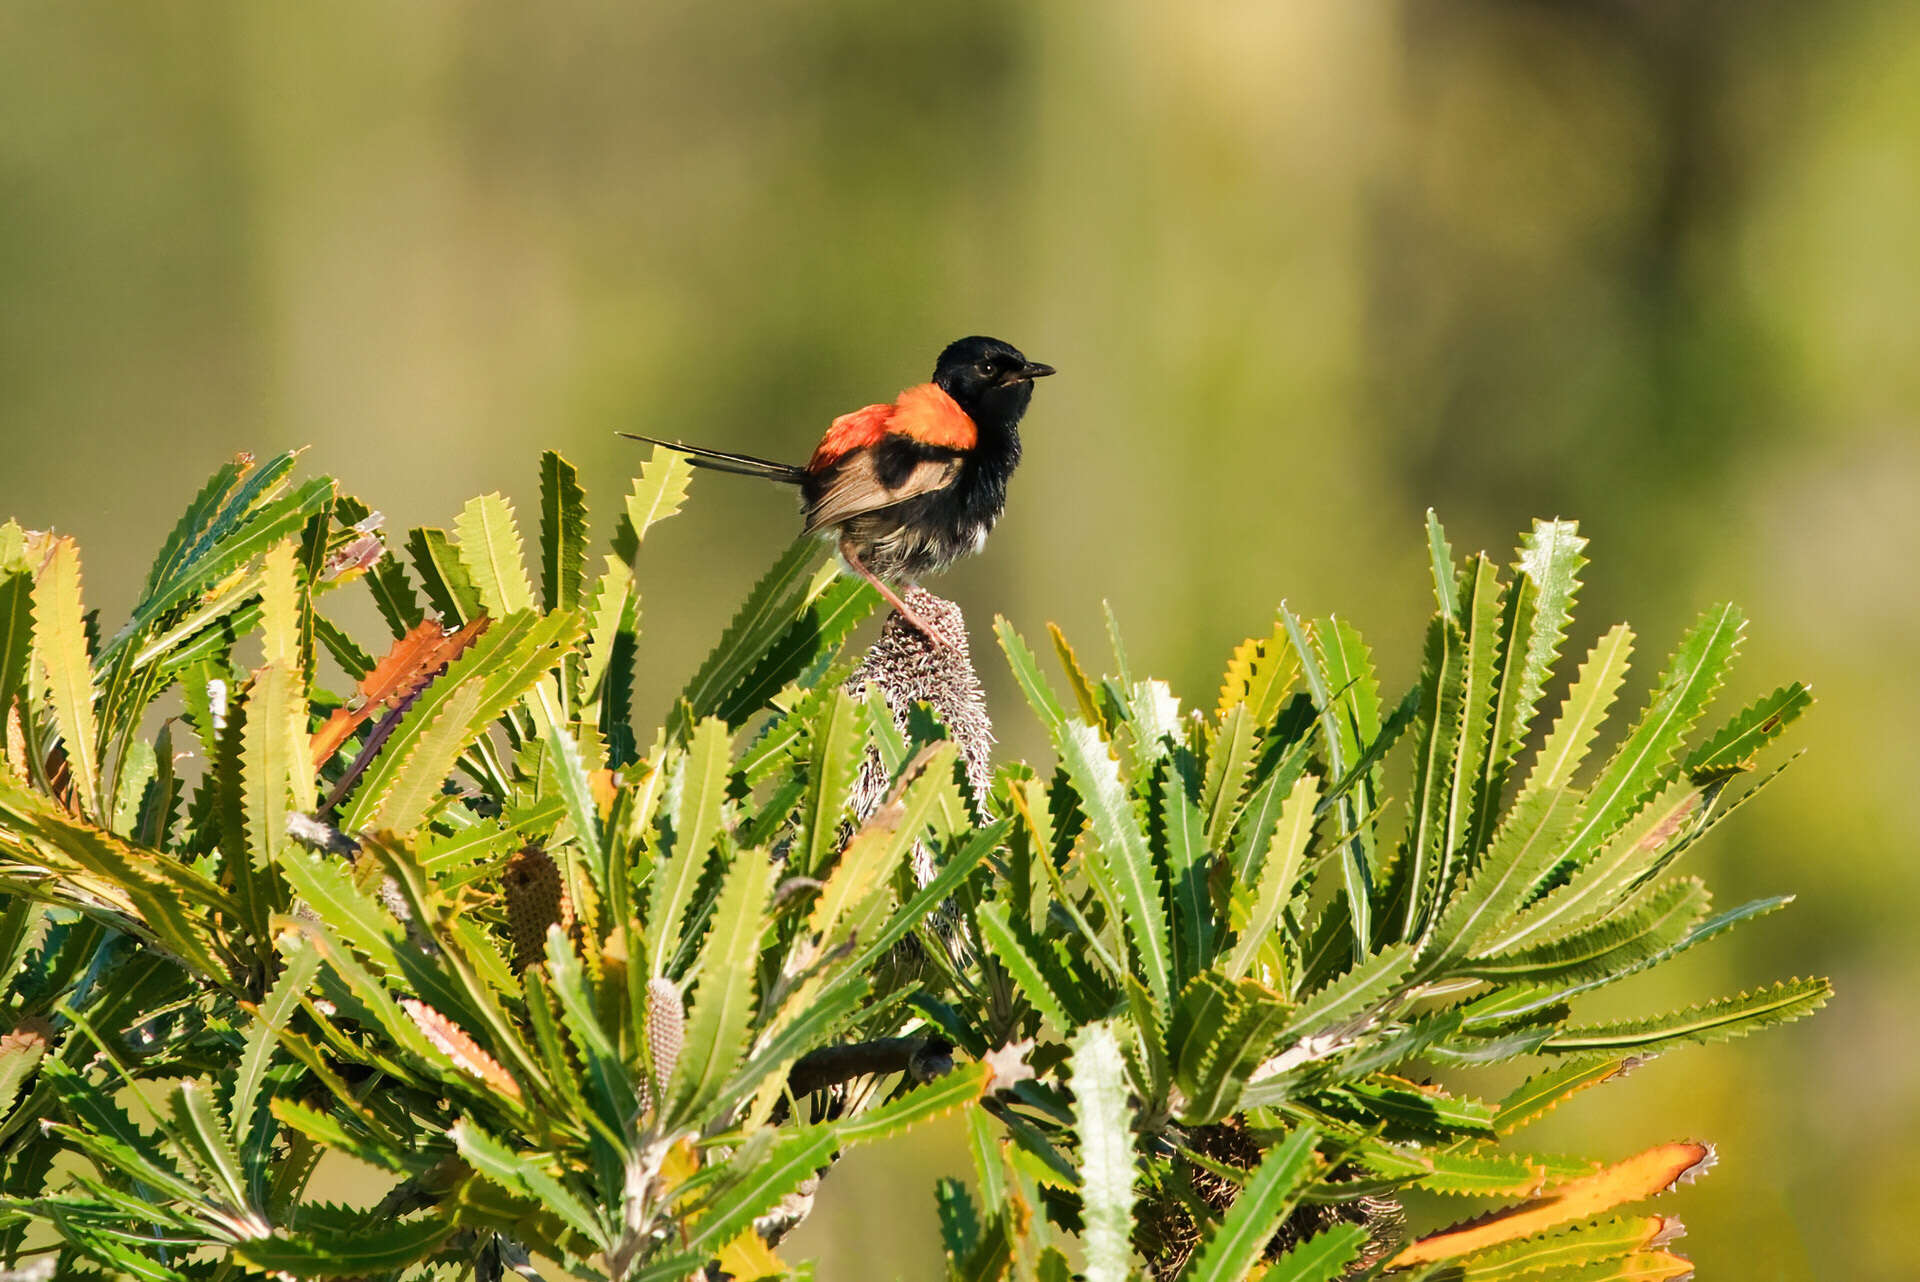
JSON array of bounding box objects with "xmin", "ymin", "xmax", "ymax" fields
[{"xmin": 978, "ymin": 360, "xmax": 999, "ymax": 377}]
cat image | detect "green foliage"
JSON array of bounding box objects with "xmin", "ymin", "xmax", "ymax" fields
[{"xmin": 0, "ymin": 459, "xmax": 1823, "ymax": 1281}]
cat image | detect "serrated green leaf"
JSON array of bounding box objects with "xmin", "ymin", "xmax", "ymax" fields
[
  {"xmin": 0, "ymin": 556, "xmax": 34, "ymax": 736},
  {"xmin": 670, "ymin": 851, "xmax": 772, "ymax": 1123},
  {"xmin": 1440, "ymin": 556, "xmax": 1503, "ymax": 889},
  {"xmin": 1182, "ymin": 1123, "xmax": 1320, "ymax": 1282},
  {"xmin": 1563, "ymin": 605, "xmax": 1744, "ymax": 866},
  {"xmin": 937, "ymin": 1177, "xmax": 982, "ymax": 1259},
  {"xmin": 1412, "ymin": 1148, "xmax": 1547, "ymax": 1197},
  {"xmin": 1443, "ymin": 1214, "xmax": 1674, "ymax": 1281},
  {"xmin": 1545, "ymin": 976, "xmax": 1830, "ymax": 1054},
  {"xmin": 406, "ymin": 525, "xmax": 483, "ymax": 624},
  {"xmin": 1057, "ymin": 718, "xmax": 1172, "ymax": 1008},
  {"xmin": 809, "ymin": 744, "xmax": 959, "ymax": 950},
  {"xmin": 717, "ymin": 572, "xmax": 878, "ymax": 725},
  {"xmin": 1226, "ymin": 773, "xmax": 1318, "ymax": 981},
  {"xmin": 1216, "ymin": 614, "xmax": 1298, "ymax": 725},
  {"xmin": 1493, "ymin": 1059, "xmax": 1634, "ymax": 1135},
  {"xmin": 456, "ymin": 492, "xmax": 536, "ymax": 618},
  {"xmin": 363, "ymin": 680, "xmax": 484, "ymax": 834},
  {"xmin": 1465, "ymin": 878, "xmax": 1709, "ymax": 985},
  {"xmin": 1341, "ymin": 1076, "xmax": 1498, "ymax": 1134},
  {"xmin": 1483, "ymin": 776, "xmax": 1712, "ymax": 957},
  {"xmin": 995, "ymin": 616, "xmax": 1071, "ymax": 736},
  {"xmin": 1179, "ymin": 980, "xmax": 1292, "ymax": 1124},
  {"xmin": 539, "ymin": 451, "xmax": 589, "ymax": 613},
  {"xmin": 677, "ymin": 537, "xmax": 822, "ymax": 728},
  {"xmin": 139, "ymin": 457, "xmax": 251, "ymax": 599},
  {"xmin": 796, "ymin": 687, "xmax": 863, "ymax": 878},
  {"xmin": 235, "ymin": 1216, "xmax": 454, "ymax": 1277},
  {"xmin": 1201, "ymin": 704, "xmax": 1256, "ymax": 847},
  {"xmin": 683, "ymin": 1126, "xmax": 840, "ymax": 1255},
  {"xmin": 1406, "ymin": 614, "xmax": 1466, "ymax": 938},
  {"xmin": 450, "ymin": 1116, "xmax": 605, "ymax": 1245},
  {"xmin": 1264, "ymin": 1223, "xmax": 1367, "ymax": 1282},
  {"xmin": 167, "ymin": 1079, "xmax": 249, "ymax": 1213},
  {"xmin": 976, "ymin": 902, "xmax": 1073, "ymax": 1030},
  {"xmin": 1276, "ymin": 943, "xmax": 1414, "ymax": 1046},
  {"xmin": 839, "ymin": 1062, "xmax": 991, "ymax": 1146},
  {"xmin": 541, "ymin": 924, "xmax": 638, "ymax": 1148},
  {"xmin": 1282, "ymin": 607, "xmax": 1370, "ymax": 955},
  {"xmin": 1685, "ymin": 681, "xmax": 1811, "ymax": 778},
  {"xmin": 1071, "ymin": 1023, "xmax": 1136, "ymax": 1282},
  {"xmin": 651, "ymin": 716, "xmax": 732, "ymax": 978},
  {"xmin": 38, "ymin": 1061, "xmax": 205, "ymax": 1207},
  {"xmin": 1160, "ymin": 766, "xmax": 1214, "ymax": 988},
  {"xmin": 1427, "ymin": 786, "xmax": 1585, "ymax": 964},
  {"xmin": 364, "ymin": 536, "xmax": 424, "ymax": 638},
  {"xmin": 234, "ymin": 943, "xmax": 321, "ymax": 1155},
  {"xmin": 102, "ymin": 474, "xmax": 333, "ymax": 667},
  {"xmin": 1427, "ymin": 510, "xmax": 1459, "ymax": 617},
  {"xmin": 528, "ymin": 681, "xmax": 605, "ymax": 870},
  {"xmin": 1510, "ymin": 520, "xmax": 1588, "ymax": 746},
  {"xmin": 1049, "ymin": 621, "xmax": 1106, "ymax": 728},
  {"xmin": 613, "ymin": 445, "xmax": 696, "ymax": 564},
  {"xmin": 1520, "ymin": 625, "xmax": 1635, "ymax": 803},
  {"xmin": 33, "ymin": 537, "xmax": 102, "ymax": 816},
  {"xmin": 1461, "ymin": 896, "xmax": 1795, "ymax": 1038}
]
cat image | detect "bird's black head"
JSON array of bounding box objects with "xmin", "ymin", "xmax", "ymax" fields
[{"xmin": 932, "ymin": 336, "xmax": 1055, "ymax": 432}]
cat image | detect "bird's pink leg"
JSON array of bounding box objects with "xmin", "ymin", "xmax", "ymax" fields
[{"xmin": 840, "ymin": 542, "xmax": 942, "ymax": 646}]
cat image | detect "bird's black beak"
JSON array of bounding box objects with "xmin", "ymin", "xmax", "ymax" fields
[{"xmin": 1014, "ymin": 361, "xmax": 1057, "ymax": 381}]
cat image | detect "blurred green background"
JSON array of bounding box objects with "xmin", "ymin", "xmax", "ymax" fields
[{"xmin": 4, "ymin": 2, "xmax": 1914, "ymax": 1277}]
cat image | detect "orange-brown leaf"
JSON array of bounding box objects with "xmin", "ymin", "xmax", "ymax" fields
[
  {"xmin": 310, "ymin": 617, "xmax": 489, "ymax": 766},
  {"xmin": 1388, "ymin": 1142, "xmax": 1714, "ymax": 1267},
  {"xmin": 401, "ymin": 998, "xmax": 521, "ymax": 1102}
]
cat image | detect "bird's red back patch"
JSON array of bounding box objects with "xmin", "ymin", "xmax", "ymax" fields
[
  {"xmin": 807, "ymin": 383, "xmax": 976, "ymax": 472},
  {"xmin": 888, "ymin": 383, "xmax": 977, "ymax": 451}
]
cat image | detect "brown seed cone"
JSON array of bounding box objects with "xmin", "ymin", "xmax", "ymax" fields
[
  {"xmin": 1134, "ymin": 1118, "xmax": 1404, "ymax": 1279},
  {"xmin": 501, "ymin": 845, "xmax": 571, "ymax": 972}
]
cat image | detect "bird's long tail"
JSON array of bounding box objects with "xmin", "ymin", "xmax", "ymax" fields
[{"xmin": 619, "ymin": 433, "xmax": 807, "ymax": 483}]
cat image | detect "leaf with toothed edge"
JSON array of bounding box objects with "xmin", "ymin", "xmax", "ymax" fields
[
  {"xmin": 1055, "ymin": 718, "xmax": 1172, "ymax": 1009},
  {"xmin": 455, "ymin": 492, "xmax": 536, "ymax": 619},
  {"xmin": 995, "ymin": 616, "xmax": 1071, "ymax": 735},
  {"xmin": 235, "ymin": 1216, "xmax": 458, "ymax": 1277},
  {"xmin": 1406, "ymin": 612, "xmax": 1466, "ymax": 938},
  {"xmin": 1559, "ymin": 604, "xmax": 1745, "ymax": 870},
  {"xmin": 676, "ymin": 536, "xmax": 823, "ymax": 732},
  {"xmin": 1181, "ymin": 1124, "xmax": 1322, "ymax": 1282},
  {"xmin": 1685, "ymin": 681, "xmax": 1812, "ymax": 779},
  {"xmin": 1422, "ymin": 1214, "xmax": 1689, "ymax": 1282},
  {"xmin": 613, "ymin": 445, "xmax": 696, "ymax": 565},
  {"xmin": 1511, "ymin": 520, "xmax": 1589, "ymax": 747},
  {"xmin": 1070, "ymin": 1023, "xmax": 1135, "ymax": 1282},
  {"xmin": 1494, "ymin": 1058, "xmax": 1639, "ymax": 1136},
  {"xmin": 1272, "ymin": 942, "xmax": 1414, "ymax": 1051},
  {"xmin": 539, "ymin": 450, "xmax": 589, "ymax": 614},
  {"xmin": 1283, "ymin": 606, "xmax": 1371, "ymax": 957},
  {"xmin": 1264, "ymin": 1223, "xmax": 1368, "ymax": 1282},
  {"xmin": 32, "ymin": 537, "xmax": 102, "ymax": 816},
  {"xmin": 1484, "ymin": 779, "xmax": 1710, "ymax": 956},
  {"xmin": 1426, "ymin": 785, "xmax": 1585, "ymax": 966},
  {"xmin": 1388, "ymin": 1142, "xmax": 1716, "ymax": 1268},
  {"xmin": 1225, "ymin": 772, "xmax": 1318, "ymax": 982},
  {"xmin": 668, "ymin": 850, "xmax": 772, "ymax": 1125},
  {"xmin": 1544, "ymin": 977, "xmax": 1830, "ymax": 1055},
  {"xmin": 1464, "ymin": 878, "xmax": 1710, "ymax": 985}
]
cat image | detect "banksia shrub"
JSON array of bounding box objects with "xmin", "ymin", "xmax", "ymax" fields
[{"xmin": 0, "ymin": 450, "xmax": 1824, "ymax": 1280}]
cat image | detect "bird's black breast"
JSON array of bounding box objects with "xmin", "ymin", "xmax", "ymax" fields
[{"xmin": 842, "ymin": 429, "xmax": 1021, "ymax": 580}]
